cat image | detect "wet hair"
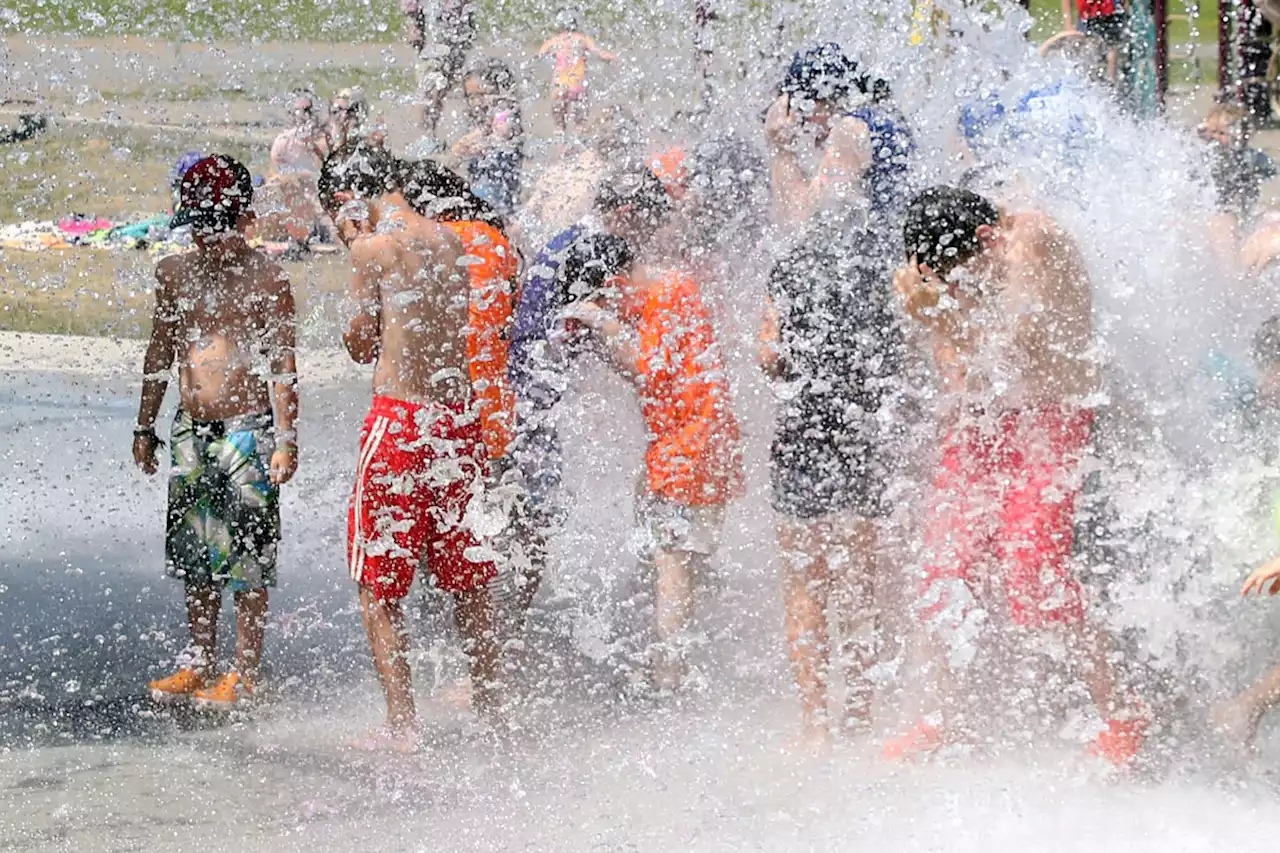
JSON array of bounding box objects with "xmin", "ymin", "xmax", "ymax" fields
[
  {"xmin": 686, "ymin": 133, "xmax": 768, "ymax": 244},
  {"xmin": 1255, "ymin": 316, "xmax": 1280, "ymax": 368},
  {"xmin": 594, "ymin": 167, "xmax": 672, "ymax": 223},
  {"xmin": 559, "ymin": 232, "xmax": 634, "ymax": 305},
  {"xmin": 331, "ymin": 87, "xmax": 368, "ymax": 125},
  {"xmin": 319, "ymin": 139, "xmax": 505, "ymax": 232},
  {"xmin": 779, "ymin": 42, "xmax": 879, "ymax": 107},
  {"xmin": 465, "ymin": 57, "xmax": 516, "ymax": 94},
  {"xmin": 555, "ymin": 7, "xmax": 581, "ymax": 30},
  {"xmin": 318, "ymin": 139, "xmax": 402, "ymax": 216},
  {"xmin": 401, "ymin": 156, "xmax": 507, "ymax": 231},
  {"xmin": 902, "ymin": 186, "xmax": 1000, "ymax": 276}
]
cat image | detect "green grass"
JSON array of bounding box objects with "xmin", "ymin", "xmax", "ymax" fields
[
  {"xmin": 1, "ymin": 0, "xmax": 614, "ymax": 42},
  {"xmin": 0, "ymin": 124, "xmax": 257, "ymax": 224},
  {"xmin": 98, "ymin": 67, "xmax": 413, "ymax": 104},
  {"xmin": 1027, "ymin": 0, "xmax": 1221, "ymax": 43},
  {"xmin": 6, "ymin": 0, "xmax": 1223, "ymax": 50}
]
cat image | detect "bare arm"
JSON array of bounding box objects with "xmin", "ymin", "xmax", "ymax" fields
[
  {"xmin": 1061, "ymin": 0, "xmax": 1076, "ymax": 29},
  {"xmin": 134, "ymin": 261, "xmax": 179, "ymax": 473},
  {"xmin": 537, "ymin": 35, "xmax": 560, "ymax": 57},
  {"xmin": 767, "ymin": 100, "xmax": 869, "ymax": 228},
  {"xmin": 758, "ymin": 296, "xmax": 784, "ymax": 379},
  {"xmin": 345, "ymin": 240, "xmax": 384, "ymax": 365},
  {"xmin": 264, "ymin": 265, "xmax": 300, "ymax": 483},
  {"xmin": 265, "ymin": 266, "xmax": 299, "ymax": 437},
  {"xmin": 586, "ymin": 37, "xmax": 618, "ymax": 61},
  {"xmin": 563, "ymin": 302, "xmax": 640, "ymax": 380}
]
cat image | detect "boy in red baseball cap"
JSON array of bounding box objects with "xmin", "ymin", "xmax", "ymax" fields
[{"xmin": 137, "ymin": 154, "xmax": 299, "ymax": 710}]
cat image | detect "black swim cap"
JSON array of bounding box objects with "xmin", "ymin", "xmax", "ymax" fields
[
  {"xmin": 594, "ymin": 167, "xmax": 672, "ymax": 222},
  {"xmin": 780, "ymin": 43, "xmax": 864, "ymax": 105},
  {"xmin": 318, "ymin": 139, "xmax": 403, "ymax": 216},
  {"xmin": 560, "ymin": 232, "xmax": 633, "ymax": 305},
  {"xmin": 902, "ymin": 186, "xmax": 999, "ymax": 277}
]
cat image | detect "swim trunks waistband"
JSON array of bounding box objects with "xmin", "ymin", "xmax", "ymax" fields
[
  {"xmin": 368, "ymin": 394, "xmax": 472, "ymax": 419},
  {"xmin": 181, "ymin": 409, "xmax": 274, "ymax": 438}
]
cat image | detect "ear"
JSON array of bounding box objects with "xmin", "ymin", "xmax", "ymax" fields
[{"xmin": 975, "ymin": 223, "xmax": 998, "ymax": 250}]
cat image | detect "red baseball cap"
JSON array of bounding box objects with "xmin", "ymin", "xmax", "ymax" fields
[{"xmin": 171, "ymin": 154, "xmax": 254, "ymax": 231}]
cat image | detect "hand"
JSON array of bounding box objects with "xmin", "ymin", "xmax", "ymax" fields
[
  {"xmin": 1242, "ymin": 556, "xmax": 1280, "ymax": 596},
  {"xmin": 560, "ymin": 300, "xmax": 608, "ymax": 332},
  {"xmin": 133, "ymin": 433, "xmax": 159, "ymax": 475},
  {"xmin": 451, "ymin": 129, "xmax": 485, "ymax": 158},
  {"xmin": 764, "ymin": 95, "xmax": 798, "ymax": 153},
  {"xmin": 269, "ymin": 446, "xmax": 298, "ymax": 485},
  {"xmin": 894, "ymin": 259, "xmax": 949, "ymax": 324}
]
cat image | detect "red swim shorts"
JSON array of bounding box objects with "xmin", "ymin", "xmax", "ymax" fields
[
  {"xmin": 348, "ymin": 395, "xmax": 496, "ymax": 601},
  {"xmin": 916, "ymin": 405, "xmax": 1093, "ymax": 630}
]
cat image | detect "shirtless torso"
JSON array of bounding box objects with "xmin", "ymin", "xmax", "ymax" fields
[
  {"xmin": 342, "ymin": 192, "xmax": 471, "ymax": 404},
  {"xmin": 153, "ymin": 244, "xmax": 295, "ymax": 421},
  {"xmin": 905, "ymin": 210, "xmax": 1096, "ymax": 412}
]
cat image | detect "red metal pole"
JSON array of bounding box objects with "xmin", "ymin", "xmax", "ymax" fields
[
  {"xmin": 1156, "ymin": 0, "xmax": 1168, "ymax": 104},
  {"xmin": 1220, "ymin": 0, "xmax": 1232, "ymax": 91}
]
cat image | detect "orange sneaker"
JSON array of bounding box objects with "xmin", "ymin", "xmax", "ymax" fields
[
  {"xmin": 149, "ymin": 668, "xmax": 205, "ymax": 703},
  {"xmin": 192, "ymin": 672, "xmax": 253, "ymax": 710},
  {"xmin": 883, "ymin": 721, "xmax": 944, "ymax": 762},
  {"xmin": 1087, "ymin": 717, "xmax": 1147, "ymax": 768}
]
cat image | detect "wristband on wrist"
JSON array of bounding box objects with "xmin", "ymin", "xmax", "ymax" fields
[{"xmin": 133, "ymin": 426, "xmax": 164, "ymax": 447}]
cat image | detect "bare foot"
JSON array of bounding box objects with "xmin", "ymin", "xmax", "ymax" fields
[
  {"xmin": 1210, "ymin": 697, "xmax": 1259, "ymax": 758},
  {"xmin": 349, "ymin": 724, "xmax": 421, "ymax": 755},
  {"xmin": 791, "ymin": 722, "xmax": 833, "ymax": 757},
  {"xmin": 843, "ymin": 696, "xmax": 873, "ymax": 736},
  {"xmin": 440, "ymin": 678, "xmax": 473, "ymax": 710}
]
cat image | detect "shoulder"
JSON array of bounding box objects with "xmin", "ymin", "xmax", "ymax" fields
[
  {"xmin": 350, "ymin": 234, "xmax": 398, "ymax": 269},
  {"xmin": 827, "ymin": 115, "xmax": 872, "ymax": 157},
  {"xmin": 1009, "ymin": 211, "xmax": 1070, "ymax": 253},
  {"xmin": 155, "ymin": 253, "xmax": 190, "ymax": 289},
  {"xmin": 255, "ymin": 255, "xmax": 291, "ymax": 293}
]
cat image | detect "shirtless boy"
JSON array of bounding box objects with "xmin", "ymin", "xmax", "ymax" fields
[
  {"xmin": 139, "ymin": 155, "xmax": 298, "ymax": 710},
  {"xmin": 885, "ymin": 186, "xmax": 1145, "ymax": 767},
  {"xmin": 537, "ymin": 9, "xmax": 618, "ymax": 136},
  {"xmin": 319, "ymin": 142, "xmax": 500, "ymax": 751}
]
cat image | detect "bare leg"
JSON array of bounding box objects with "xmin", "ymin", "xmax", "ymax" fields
[
  {"xmin": 233, "ymin": 589, "xmax": 268, "ymax": 684},
  {"xmin": 832, "ymin": 517, "xmax": 880, "ymax": 728},
  {"xmin": 1213, "ymin": 662, "xmax": 1280, "ymax": 750},
  {"xmin": 186, "ymin": 586, "xmax": 221, "ymax": 677},
  {"xmin": 455, "ymin": 586, "xmax": 503, "ymax": 721},
  {"xmin": 552, "ymin": 93, "xmax": 569, "ymax": 136},
  {"xmin": 568, "ymin": 95, "xmax": 590, "ymax": 138},
  {"xmin": 359, "ymin": 586, "xmax": 418, "ymax": 738},
  {"xmin": 1069, "ymin": 619, "xmax": 1127, "ymax": 716},
  {"xmin": 653, "ymin": 548, "xmax": 697, "ymax": 691},
  {"xmin": 422, "ymin": 87, "xmax": 447, "ymax": 138},
  {"xmin": 780, "ymin": 519, "xmax": 832, "ymax": 747}
]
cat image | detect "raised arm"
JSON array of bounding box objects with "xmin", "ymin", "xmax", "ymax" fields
[
  {"xmin": 134, "ymin": 260, "xmax": 180, "ymax": 474},
  {"xmin": 586, "ymin": 37, "xmax": 618, "ymax": 61},
  {"xmin": 265, "ymin": 264, "xmax": 299, "ymax": 483},
  {"xmin": 767, "ymin": 100, "xmax": 869, "ymax": 228},
  {"xmin": 537, "ymin": 35, "xmax": 560, "ymax": 57},
  {"xmin": 345, "ymin": 240, "xmax": 384, "ymax": 365},
  {"xmin": 758, "ymin": 296, "xmax": 784, "ymax": 379}
]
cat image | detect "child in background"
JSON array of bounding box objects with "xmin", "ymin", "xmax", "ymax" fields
[
  {"xmin": 538, "ymin": 8, "xmax": 618, "ymax": 136},
  {"xmin": 453, "ymin": 59, "xmax": 525, "ymax": 217},
  {"xmin": 1062, "ymin": 0, "xmax": 1128, "ymax": 86},
  {"xmin": 1214, "ymin": 317, "xmax": 1280, "ymax": 753}
]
